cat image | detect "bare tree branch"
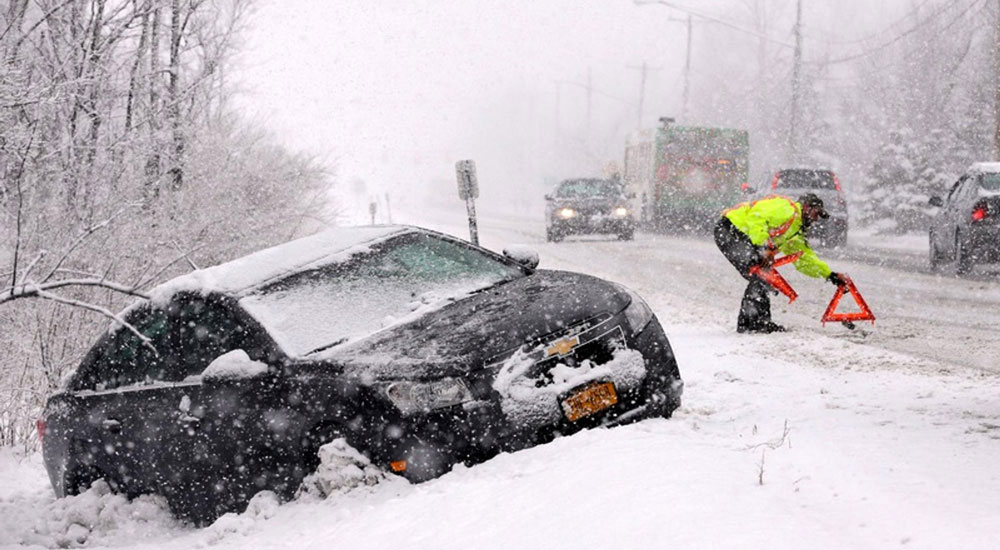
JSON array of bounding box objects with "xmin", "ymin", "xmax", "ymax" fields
[
  {"xmin": 2, "ymin": 278, "xmax": 150, "ymax": 303},
  {"xmin": 31, "ymin": 287, "xmax": 156, "ymax": 354},
  {"xmin": 39, "ymin": 204, "xmax": 137, "ymax": 284}
]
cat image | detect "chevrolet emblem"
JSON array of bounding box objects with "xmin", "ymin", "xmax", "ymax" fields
[{"xmin": 546, "ymin": 336, "xmax": 580, "ymax": 357}]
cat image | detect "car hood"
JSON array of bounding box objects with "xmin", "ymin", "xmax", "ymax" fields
[{"xmin": 314, "ymin": 270, "xmax": 630, "ymax": 380}]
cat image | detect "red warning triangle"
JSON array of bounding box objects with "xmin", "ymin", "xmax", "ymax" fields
[
  {"xmin": 748, "ymin": 252, "xmax": 803, "ymax": 304},
  {"xmin": 822, "ymin": 275, "xmax": 875, "ymax": 325}
]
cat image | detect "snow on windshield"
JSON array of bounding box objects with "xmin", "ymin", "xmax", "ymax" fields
[
  {"xmin": 556, "ymin": 179, "xmax": 620, "ymax": 198},
  {"xmin": 240, "ymin": 233, "xmax": 523, "ymax": 356}
]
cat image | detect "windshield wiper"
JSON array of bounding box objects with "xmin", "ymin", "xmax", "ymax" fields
[{"xmin": 304, "ymin": 337, "xmax": 349, "ymax": 356}]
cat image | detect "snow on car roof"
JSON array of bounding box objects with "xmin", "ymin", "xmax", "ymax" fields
[
  {"xmin": 148, "ymin": 225, "xmax": 414, "ymax": 305},
  {"xmin": 969, "ymin": 162, "xmax": 1000, "ymax": 173}
]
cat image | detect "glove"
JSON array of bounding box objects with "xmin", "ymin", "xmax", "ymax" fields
[{"xmin": 828, "ymin": 272, "xmax": 847, "ymax": 287}]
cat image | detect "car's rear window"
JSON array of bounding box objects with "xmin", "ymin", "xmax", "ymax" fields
[
  {"xmin": 240, "ymin": 233, "xmax": 525, "ymax": 356},
  {"xmin": 776, "ymin": 170, "xmax": 836, "ymax": 190},
  {"xmin": 981, "ymin": 173, "xmax": 1000, "ymax": 192},
  {"xmin": 72, "ymin": 296, "xmax": 258, "ymax": 391},
  {"xmin": 556, "ymin": 179, "xmax": 620, "ymax": 198}
]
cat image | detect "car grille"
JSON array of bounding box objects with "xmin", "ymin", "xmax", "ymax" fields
[{"xmin": 523, "ymin": 327, "xmax": 625, "ymax": 386}]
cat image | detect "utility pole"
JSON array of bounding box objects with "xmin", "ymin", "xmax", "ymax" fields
[
  {"xmin": 788, "ymin": 0, "xmax": 803, "ymax": 161},
  {"xmin": 683, "ymin": 14, "xmax": 692, "ymax": 120},
  {"xmin": 665, "ymin": 14, "xmax": 704, "ymax": 122},
  {"xmin": 995, "ymin": 0, "xmax": 1000, "ymax": 160},
  {"xmin": 554, "ymin": 81, "xmax": 562, "ymax": 146},
  {"xmin": 627, "ymin": 62, "xmax": 657, "ymax": 129}
]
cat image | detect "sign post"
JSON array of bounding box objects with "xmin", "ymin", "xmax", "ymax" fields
[{"xmin": 455, "ymin": 160, "xmax": 480, "ymax": 245}]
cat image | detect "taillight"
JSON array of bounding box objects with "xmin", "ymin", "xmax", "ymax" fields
[
  {"xmin": 740, "ymin": 182, "xmax": 749, "ymax": 191},
  {"xmin": 833, "ymin": 174, "xmax": 842, "ymax": 192},
  {"xmin": 972, "ymin": 207, "xmax": 987, "ymax": 222},
  {"xmin": 770, "ymin": 173, "xmax": 779, "ymax": 190},
  {"xmin": 36, "ymin": 418, "xmax": 46, "ymax": 443}
]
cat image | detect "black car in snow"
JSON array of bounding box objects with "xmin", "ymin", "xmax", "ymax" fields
[
  {"xmin": 545, "ymin": 178, "xmax": 637, "ymax": 241},
  {"xmin": 40, "ymin": 226, "xmax": 683, "ymax": 523},
  {"xmin": 929, "ymin": 162, "xmax": 1000, "ymax": 274}
]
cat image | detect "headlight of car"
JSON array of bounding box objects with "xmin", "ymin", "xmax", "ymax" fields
[
  {"xmin": 385, "ymin": 378, "xmax": 473, "ymax": 415},
  {"xmin": 557, "ymin": 207, "xmax": 576, "ymax": 219},
  {"xmin": 623, "ymin": 289, "xmax": 654, "ymax": 333},
  {"xmin": 613, "ymin": 206, "xmax": 629, "ymax": 217}
]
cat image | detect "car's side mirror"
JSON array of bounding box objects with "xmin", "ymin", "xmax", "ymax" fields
[
  {"xmin": 544, "ymin": 194, "xmax": 553, "ymax": 201},
  {"xmin": 928, "ymin": 196, "xmax": 944, "ymax": 208},
  {"xmin": 202, "ymin": 349, "xmax": 272, "ymax": 382},
  {"xmin": 502, "ymin": 245, "xmax": 540, "ymax": 270}
]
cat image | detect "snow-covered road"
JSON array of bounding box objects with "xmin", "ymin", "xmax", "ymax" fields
[{"xmin": 2, "ymin": 206, "xmax": 999, "ymax": 549}]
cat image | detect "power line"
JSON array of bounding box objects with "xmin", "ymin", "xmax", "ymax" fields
[
  {"xmin": 802, "ymin": 0, "xmax": 936, "ymax": 47},
  {"xmin": 554, "ymin": 78, "xmax": 636, "ymax": 106},
  {"xmin": 635, "ymin": 0, "xmax": 983, "ymax": 69},
  {"xmin": 819, "ymin": 0, "xmax": 985, "ymax": 66},
  {"xmin": 633, "ymin": 0, "xmax": 795, "ymax": 49}
]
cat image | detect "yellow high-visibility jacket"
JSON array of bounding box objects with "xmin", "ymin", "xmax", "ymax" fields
[{"xmin": 724, "ymin": 195, "xmax": 832, "ymax": 279}]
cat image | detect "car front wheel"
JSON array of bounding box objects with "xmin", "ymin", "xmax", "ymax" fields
[{"xmin": 956, "ymin": 231, "xmax": 974, "ymax": 275}]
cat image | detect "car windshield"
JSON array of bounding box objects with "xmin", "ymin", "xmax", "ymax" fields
[
  {"xmin": 776, "ymin": 170, "xmax": 836, "ymax": 190},
  {"xmin": 981, "ymin": 173, "xmax": 1000, "ymax": 192},
  {"xmin": 556, "ymin": 179, "xmax": 620, "ymax": 198},
  {"xmin": 239, "ymin": 232, "xmax": 525, "ymax": 356}
]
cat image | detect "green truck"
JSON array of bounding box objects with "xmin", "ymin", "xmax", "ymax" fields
[{"xmin": 623, "ymin": 122, "xmax": 750, "ymax": 231}]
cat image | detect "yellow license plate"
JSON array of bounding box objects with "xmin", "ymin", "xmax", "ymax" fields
[{"xmin": 561, "ymin": 382, "xmax": 618, "ymax": 422}]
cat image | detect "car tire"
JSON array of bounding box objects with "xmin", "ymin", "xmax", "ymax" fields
[
  {"xmin": 617, "ymin": 229, "xmax": 634, "ymax": 241},
  {"xmin": 546, "ymin": 228, "xmax": 563, "ymax": 243},
  {"xmin": 63, "ymin": 459, "xmax": 102, "ymax": 496},
  {"xmin": 956, "ymin": 231, "xmax": 974, "ymax": 275}
]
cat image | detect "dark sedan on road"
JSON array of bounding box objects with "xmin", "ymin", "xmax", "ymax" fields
[
  {"xmin": 40, "ymin": 225, "xmax": 683, "ymax": 523},
  {"xmin": 545, "ymin": 178, "xmax": 637, "ymax": 241},
  {"xmin": 929, "ymin": 162, "xmax": 1000, "ymax": 274}
]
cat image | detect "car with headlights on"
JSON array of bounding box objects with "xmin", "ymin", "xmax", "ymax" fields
[
  {"xmin": 39, "ymin": 225, "xmax": 683, "ymax": 523},
  {"xmin": 545, "ymin": 178, "xmax": 637, "ymax": 241},
  {"xmin": 929, "ymin": 162, "xmax": 1000, "ymax": 274}
]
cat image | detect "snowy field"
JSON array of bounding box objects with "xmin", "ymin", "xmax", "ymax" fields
[{"xmin": 3, "ymin": 207, "xmax": 1000, "ymax": 549}]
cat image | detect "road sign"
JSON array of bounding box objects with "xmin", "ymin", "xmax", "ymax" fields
[
  {"xmin": 456, "ymin": 160, "xmax": 479, "ymax": 200},
  {"xmin": 455, "ymin": 160, "xmax": 480, "ymax": 245}
]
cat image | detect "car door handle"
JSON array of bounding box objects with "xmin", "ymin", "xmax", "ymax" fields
[{"xmin": 101, "ymin": 419, "xmax": 122, "ymax": 433}]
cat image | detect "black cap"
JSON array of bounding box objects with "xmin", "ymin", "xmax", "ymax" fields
[{"xmin": 799, "ymin": 193, "xmax": 829, "ymax": 219}]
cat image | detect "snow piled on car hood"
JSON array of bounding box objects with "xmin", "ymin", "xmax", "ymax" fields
[{"xmin": 147, "ymin": 225, "xmax": 411, "ymax": 305}]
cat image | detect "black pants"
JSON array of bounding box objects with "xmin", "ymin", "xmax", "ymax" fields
[{"xmin": 714, "ymin": 217, "xmax": 772, "ymax": 331}]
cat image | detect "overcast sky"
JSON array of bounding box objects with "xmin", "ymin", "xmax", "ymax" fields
[{"xmin": 234, "ymin": 0, "xmax": 912, "ymax": 219}]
